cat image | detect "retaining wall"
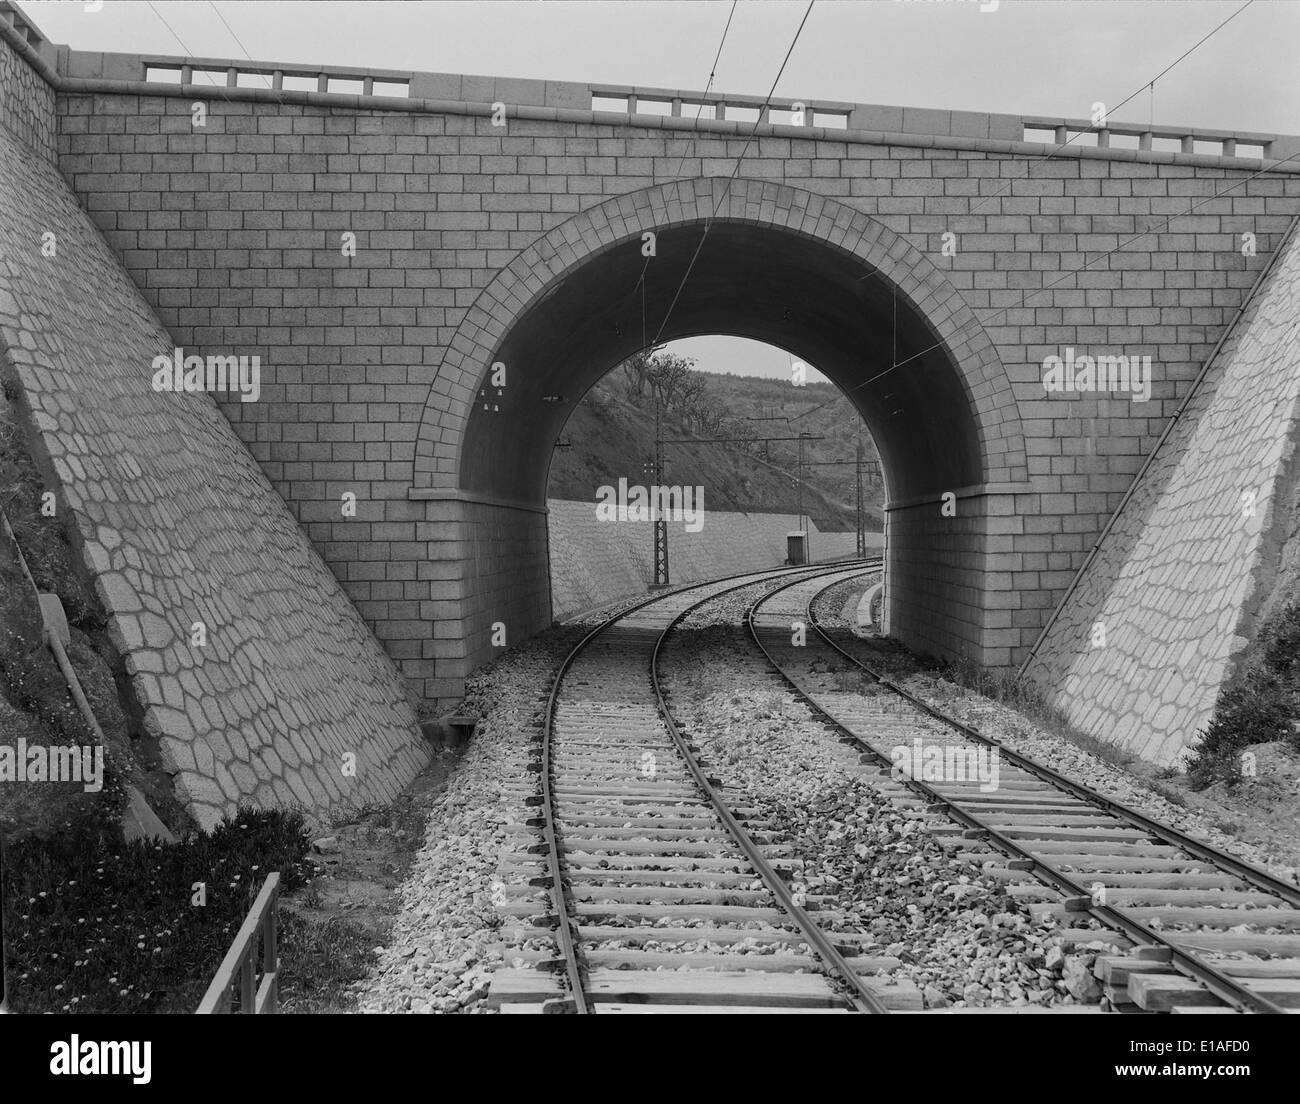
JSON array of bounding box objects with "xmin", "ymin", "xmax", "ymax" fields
[{"xmin": 548, "ymin": 497, "xmax": 875, "ymax": 618}]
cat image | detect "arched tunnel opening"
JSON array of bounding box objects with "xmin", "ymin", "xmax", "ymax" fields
[
  {"xmin": 461, "ymin": 220, "xmax": 984, "ymax": 507},
  {"xmin": 447, "ymin": 215, "xmax": 1010, "ymax": 685},
  {"xmin": 542, "ymin": 332, "xmax": 888, "ymax": 615}
]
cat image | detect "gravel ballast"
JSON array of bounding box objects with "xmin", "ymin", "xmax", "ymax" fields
[
  {"xmin": 661, "ymin": 584, "xmax": 1111, "ymax": 1010},
  {"xmin": 355, "ymin": 630, "xmax": 583, "ymax": 1013},
  {"xmin": 815, "ymin": 575, "xmax": 1300, "ymax": 888}
]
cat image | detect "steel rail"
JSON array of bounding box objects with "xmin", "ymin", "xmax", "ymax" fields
[
  {"xmin": 648, "ymin": 564, "xmax": 891, "ymax": 1014},
  {"xmin": 743, "ymin": 568, "xmax": 1290, "ymax": 1014},
  {"xmin": 536, "ymin": 558, "xmax": 876, "ymax": 1013}
]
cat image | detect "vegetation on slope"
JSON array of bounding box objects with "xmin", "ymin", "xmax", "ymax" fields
[
  {"xmin": 0, "ymin": 377, "xmax": 191, "ymax": 841},
  {"xmin": 546, "ymin": 353, "xmax": 884, "ymax": 531},
  {"xmin": 1187, "ymin": 601, "xmax": 1300, "ymax": 789}
]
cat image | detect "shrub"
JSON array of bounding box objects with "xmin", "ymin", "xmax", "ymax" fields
[
  {"xmin": 2, "ymin": 804, "xmax": 312, "ymax": 1013},
  {"xmin": 1187, "ymin": 669, "xmax": 1295, "ymax": 790},
  {"xmin": 1185, "ymin": 600, "xmax": 1300, "ymax": 789},
  {"xmin": 1261, "ymin": 600, "xmax": 1300, "ymax": 691}
]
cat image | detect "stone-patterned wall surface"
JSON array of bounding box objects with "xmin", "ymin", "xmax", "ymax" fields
[
  {"xmin": 1025, "ymin": 221, "xmax": 1300, "ymax": 765},
  {"xmin": 0, "ymin": 125, "xmax": 429, "ymax": 829},
  {"xmin": 548, "ymin": 497, "xmax": 876, "ymax": 618},
  {"xmin": 0, "ymin": 33, "xmax": 53, "ymax": 162}
]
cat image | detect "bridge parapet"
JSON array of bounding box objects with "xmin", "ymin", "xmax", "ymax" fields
[{"xmin": 4, "ymin": 0, "xmax": 1295, "ymax": 172}]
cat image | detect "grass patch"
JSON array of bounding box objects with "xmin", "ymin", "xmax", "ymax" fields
[
  {"xmin": 277, "ymin": 911, "xmax": 378, "ymax": 1013},
  {"xmin": 940, "ymin": 655, "xmax": 1137, "ymax": 770},
  {"xmin": 2, "ymin": 803, "xmax": 313, "ymax": 1013}
]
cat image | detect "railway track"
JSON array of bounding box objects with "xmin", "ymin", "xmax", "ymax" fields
[
  {"xmin": 747, "ymin": 566, "xmax": 1300, "ymax": 1015},
  {"xmin": 488, "ymin": 562, "xmax": 901, "ymax": 1015}
]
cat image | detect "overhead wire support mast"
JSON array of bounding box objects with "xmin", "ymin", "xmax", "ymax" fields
[
  {"xmin": 800, "ymin": 452, "xmax": 881, "ymax": 559},
  {"xmin": 857, "ymin": 442, "xmax": 870, "ymax": 558},
  {"xmin": 653, "ymin": 391, "xmax": 668, "ymax": 587}
]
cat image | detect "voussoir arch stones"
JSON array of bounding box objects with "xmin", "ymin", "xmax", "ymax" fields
[{"xmin": 411, "ymin": 177, "xmax": 1024, "ymax": 492}]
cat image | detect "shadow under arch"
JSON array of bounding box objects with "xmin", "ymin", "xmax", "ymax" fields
[{"xmin": 414, "ymin": 177, "xmax": 1025, "ymax": 502}]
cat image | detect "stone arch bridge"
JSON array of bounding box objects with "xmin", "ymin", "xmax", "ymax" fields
[{"xmin": 4, "ymin": 0, "xmax": 1300, "ymax": 815}]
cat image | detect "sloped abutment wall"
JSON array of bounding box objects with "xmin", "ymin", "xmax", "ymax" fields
[
  {"xmin": 1024, "ymin": 220, "xmax": 1300, "ymax": 767},
  {"xmin": 0, "ymin": 38, "xmax": 429, "ymax": 828}
]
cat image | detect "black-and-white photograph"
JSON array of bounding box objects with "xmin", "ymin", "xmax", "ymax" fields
[{"xmin": 0, "ymin": 0, "xmax": 1298, "ymax": 1069}]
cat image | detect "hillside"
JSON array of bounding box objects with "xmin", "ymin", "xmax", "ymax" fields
[{"xmin": 547, "ymin": 370, "xmax": 885, "ymax": 532}]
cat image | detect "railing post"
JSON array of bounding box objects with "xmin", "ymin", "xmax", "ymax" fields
[
  {"xmin": 263, "ymin": 878, "xmax": 279, "ymax": 1013},
  {"xmin": 240, "ymin": 953, "xmax": 255, "ymax": 1013},
  {"xmin": 196, "ymin": 871, "xmax": 281, "ymax": 1014}
]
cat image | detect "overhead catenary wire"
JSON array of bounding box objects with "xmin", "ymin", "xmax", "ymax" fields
[
  {"xmin": 779, "ymin": 0, "xmax": 1257, "ymax": 380},
  {"xmin": 144, "ymin": 0, "xmax": 247, "ymax": 109},
  {"xmin": 648, "ymin": 0, "xmax": 818, "ymax": 350},
  {"xmin": 789, "ymin": 0, "xmax": 1272, "ymax": 424},
  {"xmin": 964, "ymin": 0, "xmax": 1256, "ymax": 221},
  {"xmin": 626, "ymin": 0, "xmax": 740, "ymax": 319},
  {"xmin": 144, "ymin": 2, "xmax": 304, "ymax": 132}
]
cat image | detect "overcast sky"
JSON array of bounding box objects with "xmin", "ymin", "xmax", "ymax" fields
[{"xmin": 21, "ymin": 0, "xmax": 1297, "ymax": 379}]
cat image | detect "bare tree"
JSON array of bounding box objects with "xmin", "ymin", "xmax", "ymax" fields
[
  {"xmin": 721, "ymin": 416, "xmax": 758, "ymax": 453},
  {"xmin": 674, "ymin": 373, "xmax": 708, "ymax": 430},
  {"xmin": 619, "ymin": 349, "xmax": 653, "ymax": 402},
  {"xmin": 647, "ymin": 353, "xmax": 693, "ymax": 410},
  {"xmin": 698, "ymin": 399, "xmax": 726, "ymax": 437}
]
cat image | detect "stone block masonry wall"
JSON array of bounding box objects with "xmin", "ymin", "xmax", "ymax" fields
[
  {"xmin": 1025, "ymin": 219, "xmax": 1300, "ymax": 766},
  {"xmin": 886, "ymin": 497, "xmax": 995, "ymax": 662},
  {"xmin": 455, "ymin": 499, "xmax": 550, "ymax": 694},
  {"xmin": 49, "ymin": 86, "xmax": 1300, "ymax": 706},
  {"xmin": 548, "ymin": 498, "xmax": 874, "ymax": 619},
  {"xmin": 0, "ymin": 124, "xmax": 429, "ymax": 829}
]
